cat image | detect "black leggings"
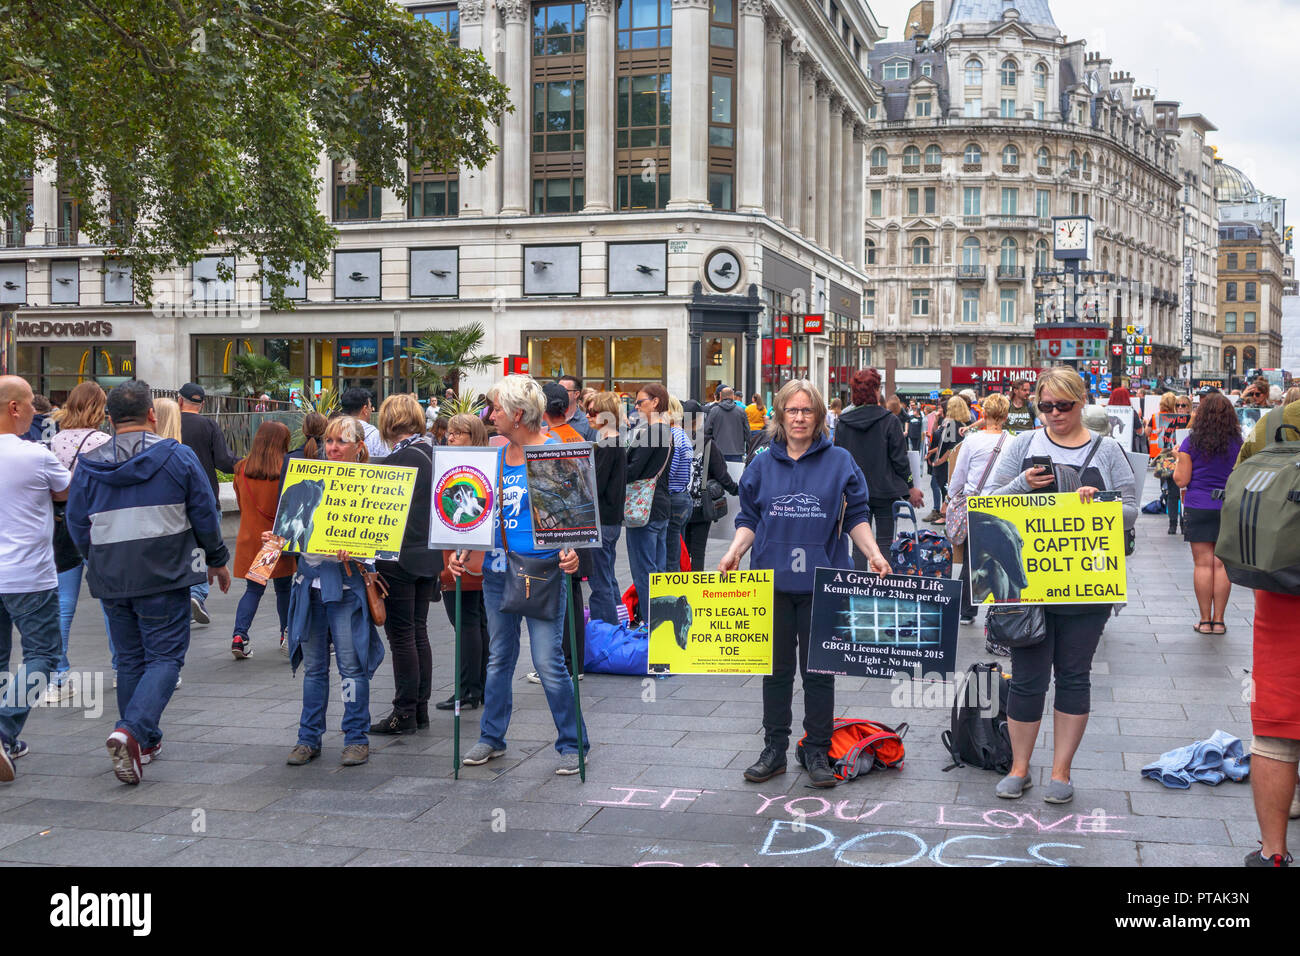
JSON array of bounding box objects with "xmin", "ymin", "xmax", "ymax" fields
[
  {"xmin": 1007, "ymin": 608, "xmax": 1111, "ymax": 722},
  {"xmin": 379, "ymin": 564, "xmax": 435, "ymax": 717},
  {"xmin": 763, "ymin": 591, "xmax": 834, "ymax": 751}
]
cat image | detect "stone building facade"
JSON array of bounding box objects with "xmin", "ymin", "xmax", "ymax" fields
[
  {"xmin": 1175, "ymin": 114, "xmax": 1222, "ymax": 379},
  {"xmin": 1216, "ymin": 221, "xmax": 1284, "ymax": 377}
]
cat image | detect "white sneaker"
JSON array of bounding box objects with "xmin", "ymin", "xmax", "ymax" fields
[
  {"xmin": 526, "ymin": 671, "xmax": 541, "ymax": 684},
  {"xmin": 43, "ymin": 680, "xmax": 75, "ymax": 704},
  {"xmin": 175, "ymin": 675, "xmax": 182, "ymax": 689}
]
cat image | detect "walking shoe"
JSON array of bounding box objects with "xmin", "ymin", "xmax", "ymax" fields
[
  {"xmin": 43, "ymin": 680, "xmax": 75, "ymax": 704},
  {"xmin": 462, "ymin": 742, "xmax": 506, "ymax": 766},
  {"xmin": 286, "ymin": 744, "xmax": 321, "ymax": 766},
  {"xmin": 4, "ymin": 739, "xmax": 29, "ymax": 760},
  {"xmin": 959, "ymin": 615, "xmax": 977, "ymax": 626},
  {"xmin": 923, "ymin": 510, "xmax": 942, "ymax": 522},
  {"xmin": 340, "ymin": 744, "xmax": 369, "ymax": 766},
  {"xmin": 1042, "ymin": 779, "xmax": 1074, "ymax": 804},
  {"xmin": 742, "ymin": 744, "xmax": 787, "ymax": 783},
  {"xmin": 416, "ymin": 704, "xmax": 430, "ymax": 729},
  {"xmin": 140, "ymin": 742, "xmax": 162, "ymax": 765},
  {"xmin": 435, "ymin": 695, "xmax": 482, "ymax": 711},
  {"xmin": 996, "ymin": 772, "xmax": 1033, "ymax": 799},
  {"xmin": 175, "ymin": 675, "xmax": 182, "ymax": 689},
  {"xmin": 555, "ymin": 752, "xmax": 586, "ymax": 775},
  {"xmin": 369, "ymin": 711, "xmax": 416, "ymax": 735},
  {"xmin": 106, "ymin": 728, "xmax": 143, "ymax": 785},
  {"xmin": 190, "ymin": 596, "xmax": 210, "ymax": 625},
  {"xmin": 804, "ymin": 749, "xmax": 837, "ymax": 789},
  {"xmin": 527, "ymin": 671, "xmax": 583, "ymax": 683},
  {"xmin": 279, "ymin": 629, "xmax": 289, "ymax": 657},
  {"xmin": 1244, "ymin": 849, "xmax": 1292, "ymax": 867},
  {"xmin": 231, "ymin": 634, "xmax": 252, "ymax": 659}
]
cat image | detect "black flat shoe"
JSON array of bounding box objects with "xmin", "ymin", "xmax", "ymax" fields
[
  {"xmin": 434, "ymin": 695, "xmax": 482, "ymax": 711},
  {"xmin": 369, "ymin": 711, "xmax": 416, "ymax": 735},
  {"xmin": 416, "ymin": 705, "xmax": 430, "ymax": 729}
]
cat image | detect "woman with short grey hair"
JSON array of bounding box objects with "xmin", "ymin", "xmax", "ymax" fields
[{"xmin": 486, "ymin": 374, "xmax": 546, "ymax": 433}]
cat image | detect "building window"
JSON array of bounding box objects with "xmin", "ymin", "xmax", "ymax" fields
[
  {"xmin": 617, "ymin": 0, "xmax": 669, "ymax": 49},
  {"xmin": 1227, "ymin": 253, "xmax": 1238, "ymax": 269},
  {"xmin": 1244, "ymin": 347, "xmax": 1257, "ymax": 370},
  {"xmin": 1001, "ymin": 188, "xmax": 1018, "ymax": 215},
  {"xmin": 1033, "ymin": 101, "xmax": 1044, "ymax": 121},
  {"xmin": 1082, "ymin": 152, "xmax": 1091, "ymax": 177},
  {"xmin": 962, "ymin": 237, "xmax": 981, "ymax": 266},
  {"xmin": 1037, "ymin": 146, "xmax": 1051, "ymax": 171},
  {"xmin": 534, "ymin": 1, "xmax": 586, "ymax": 55},
  {"xmin": 999, "ymin": 289, "xmax": 1017, "ymax": 323},
  {"xmin": 333, "ymin": 160, "xmax": 381, "ymax": 221},
  {"xmin": 1035, "ymin": 188, "xmax": 1050, "ymax": 219},
  {"xmin": 706, "ymin": 0, "xmax": 737, "ymax": 213},
  {"xmin": 912, "ymin": 237, "xmax": 932, "ymax": 265},
  {"xmin": 1225, "ymin": 282, "xmax": 1237, "ymax": 301},
  {"xmin": 955, "ymin": 342, "xmax": 975, "ymax": 364},
  {"xmin": 533, "ymin": 79, "xmax": 586, "ymax": 154},
  {"xmin": 615, "ymin": 72, "xmax": 671, "ymax": 209},
  {"xmin": 1244, "ymin": 311, "xmax": 1257, "ymax": 333},
  {"xmin": 903, "ymin": 145, "xmax": 921, "ymax": 168},
  {"xmin": 1246, "ymin": 252, "xmax": 1257, "ymax": 269},
  {"xmin": 915, "ymin": 94, "xmax": 932, "ymax": 118},
  {"xmin": 1034, "ymin": 62, "xmax": 1048, "ymax": 90},
  {"xmin": 871, "ymin": 146, "xmax": 888, "ymax": 170},
  {"xmin": 411, "ymin": 5, "xmax": 460, "ymax": 44},
  {"xmin": 883, "ymin": 59, "xmax": 910, "ymax": 81},
  {"xmin": 1002, "ymin": 144, "xmax": 1019, "ymax": 167},
  {"xmin": 964, "ymin": 98, "xmax": 981, "ymax": 118},
  {"xmin": 1035, "ymin": 239, "xmax": 1049, "ymax": 271},
  {"xmin": 965, "ymin": 58, "xmax": 982, "ymax": 87},
  {"xmin": 708, "ymin": 173, "xmax": 732, "ymax": 210},
  {"xmin": 1000, "ymin": 59, "xmax": 1018, "ymax": 86},
  {"xmin": 532, "ymin": 177, "xmax": 585, "ymax": 213},
  {"xmin": 921, "ymin": 61, "xmax": 932, "ymax": 77},
  {"xmin": 1224, "ymin": 311, "xmax": 1236, "ymax": 332},
  {"xmin": 533, "ymin": 6, "xmax": 587, "ymax": 214},
  {"xmin": 963, "ymin": 187, "xmax": 981, "ymax": 217},
  {"xmin": 410, "ymin": 142, "xmax": 460, "ymax": 218},
  {"xmin": 1000, "ymin": 98, "xmax": 1016, "ymax": 118},
  {"xmin": 865, "ymin": 289, "xmax": 875, "ymax": 317},
  {"xmin": 1000, "ymin": 237, "xmax": 1018, "ymax": 268},
  {"xmin": 924, "ymin": 144, "xmax": 941, "ymax": 167},
  {"xmin": 909, "ymin": 342, "xmax": 927, "ymax": 366},
  {"xmin": 869, "ymin": 189, "xmax": 882, "ymax": 217},
  {"xmin": 963, "ymin": 143, "xmax": 982, "ymax": 165},
  {"xmin": 924, "ymin": 188, "xmax": 936, "ymax": 215},
  {"xmin": 865, "ymin": 238, "xmax": 876, "ymax": 265},
  {"xmin": 525, "ymin": 332, "xmax": 665, "ymax": 393},
  {"xmin": 1245, "ymin": 282, "xmax": 1257, "ymax": 301},
  {"xmin": 961, "ymin": 288, "xmax": 980, "ymax": 323},
  {"xmin": 710, "ymin": 0, "xmax": 735, "ymax": 47},
  {"xmin": 911, "ymin": 289, "xmax": 930, "ymax": 316},
  {"xmin": 1068, "ymin": 150, "xmax": 1080, "ymax": 171}
]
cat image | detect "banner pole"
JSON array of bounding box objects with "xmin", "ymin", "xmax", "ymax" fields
[
  {"xmin": 453, "ymin": 555, "xmax": 463, "ymax": 780},
  {"xmin": 565, "ymin": 570, "xmax": 586, "ymax": 782}
]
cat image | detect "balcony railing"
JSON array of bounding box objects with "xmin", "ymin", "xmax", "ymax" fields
[
  {"xmin": 0, "ymin": 227, "xmax": 25, "ymax": 249},
  {"xmin": 997, "ymin": 265, "xmax": 1026, "ymax": 280},
  {"xmin": 962, "ymin": 215, "xmax": 982, "ymax": 226},
  {"xmin": 957, "ymin": 265, "xmax": 987, "ymax": 280},
  {"xmin": 988, "ymin": 214, "xmax": 1041, "ymax": 230}
]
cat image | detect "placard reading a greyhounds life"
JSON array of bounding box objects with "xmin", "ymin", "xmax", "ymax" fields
[
  {"xmin": 647, "ymin": 570, "xmax": 774, "ymax": 675},
  {"xmin": 966, "ymin": 493, "xmax": 1127, "ymax": 605},
  {"xmin": 807, "ymin": 569, "xmax": 960, "ymax": 680},
  {"xmin": 274, "ymin": 459, "xmax": 417, "ymax": 560}
]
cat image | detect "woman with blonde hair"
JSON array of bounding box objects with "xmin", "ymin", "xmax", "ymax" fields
[
  {"xmin": 927, "ymin": 395, "xmax": 970, "ymax": 523},
  {"xmin": 152, "ymin": 398, "xmax": 183, "ymax": 442}
]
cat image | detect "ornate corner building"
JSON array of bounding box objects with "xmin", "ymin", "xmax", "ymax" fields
[{"xmin": 863, "ymin": 0, "xmax": 1185, "ymax": 396}]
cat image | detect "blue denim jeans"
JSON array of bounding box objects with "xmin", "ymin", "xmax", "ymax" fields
[
  {"xmin": 479, "ymin": 567, "xmax": 588, "ymax": 755},
  {"xmin": 190, "ymin": 580, "xmax": 209, "ymax": 605},
  {"xmin": 297, "ymin": 588, "xmax": 370, "ymax": 747},
  {"xmin": 665, "ymin": 491, "xmax": 694, "ymax": 572},
  {"xmin": 587, "ymin": 524, "xmax": 624, "ymax": 626},
  {"xmin": 626, "ymin": 518, "xmax": 668, "ymax": 617},
  {"xmin": 55, "ymin": 563, "xmax": 117, "ymax": 678},
  {"xmin": 102, "ymin": 587, "xmax": 191, "ymax": 749},
  {"xmin": 0, "ymin": 589, "xmax": 61, "ymax": 743},
  {"xmin": 233, "ymin": 576, "xmax": 292, "ymax": 638}
]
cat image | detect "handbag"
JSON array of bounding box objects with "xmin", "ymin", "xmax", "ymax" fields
[
  {"xmin": 947, "ymin": 432, "xmax": 1006, "ymax": 547},
  {"xmin": 344, "ymin": 559, "xmax": 389, "ymax": 627},
  {"xmin": 985, "ymin": 603, "xmax": 1047, "ymax": 648},
  {"xmin": 497, "ymin": 468, "xmax": 564, "ymax": 616},
  {"xmin": 624, "ymin": 429, "xmax": 670, "ymax": 529}
]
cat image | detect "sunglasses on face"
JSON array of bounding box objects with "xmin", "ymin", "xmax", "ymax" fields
[{"xmin": 1038, "ymin": 401, "xmax": 1078, "ymax": 414}]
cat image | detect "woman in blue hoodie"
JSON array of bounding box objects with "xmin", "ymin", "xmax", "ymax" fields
[{"xmin": 719, "ymin": 380, "xmax": 892, "ymax": 788}]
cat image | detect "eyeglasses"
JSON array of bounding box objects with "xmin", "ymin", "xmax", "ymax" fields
[
  {"xmin": 1175, "ymin": 403, "xmax": 1191, "ymax": 409},
  {"xmin": 784, "ymin": 407, "xmax": 816, "ymax": 418},
  {"xmin": 1038, "ymin": 401, "xmax": 1078, "ymax": 414},
  {"xmin": 565, "ymin": 388, "xmax": 580, "ymax": 395},
  {"xmin": 634, "ymin": 397, "xmax": 651, "ymax": 407}
]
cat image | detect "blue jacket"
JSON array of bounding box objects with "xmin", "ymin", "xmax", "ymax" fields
[
  {"xmin": 735, "ymin": 434, "xmax": 871, "ymax": 593},
  {"xmin": 66, "ymin": 431, "xmax": 230, "ymax": 600}
]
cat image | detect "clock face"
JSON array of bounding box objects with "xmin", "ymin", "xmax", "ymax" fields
[
  {"xmin": 1054, "ymin": 218, "xmax": 1087, "ymax": 250},
  {"xmin": 705, "ymin": 249, "xmax": 742, "ymax": 292}
]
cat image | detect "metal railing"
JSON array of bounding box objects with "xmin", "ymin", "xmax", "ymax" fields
[
  {"xmin": 997, "ymin": 265, "xmax": 1026, "ymax": 280},
  {"xmin": 153, "ymin": 390, "xmax": 300, "ymax": 459},
  {"xmin": 988, "ymin": 214, "xmax": 1040, "ymax": 230},
  {"xmin": 957, "ymin": 265, "xmax": 987, "ymax": 279}
]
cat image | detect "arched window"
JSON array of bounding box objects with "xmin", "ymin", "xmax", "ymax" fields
[
  {"xmin": 1243, "ymin": 346, "xmax": 1257, "ymax": 371},
  {"xmin": 921, "ymin": 61, "xmax": 932, "ymax": 77},
  {"xmin": 1082, "ymin": 152, "xmax": 1092, "ymax": 175},
  {"xmin": 1002, "ymin": 144, "xmax": 1019, "ymax": 167},
  {"xmin": 1000, "ymin": 237, "xmax": 1018, "ymax": 268},
  {"xmin": 1069, "ymin": 150, "xmax": 1080, "ymax": 170},
  {"xmin": 1034, "ymin": 62, "xmax": 1048, "ymax": 91},
  {"xmin": 871, "ymin": 146, "xmax": 888, "ymax": 169},
  {"xmin": 965, "ymin": 58, "xmax": 983, "ymax": 87},
  {"xmin": 925, "ymin": 144, "xmax": 942, "ymax": 166},
  {"xmin": 1000, "ymin": 59, "xmax": 1018, "ymax": 86},
  {"xmin": 962, "ymin": 237, "xmax": 982, "ymax": 266},
  {"xmin": 912, "ymin": 236, "xmax": 932, "ymax": 265},
  {"xmin": 964, "ymin": 143, "xmax": 983, "ymax": 165},
  {"xmin": 1037, "ymin": 146, "xmax": 1051, "ymax": 170},
  {"xmin": 1035, "ymin": 239, "xmax": 1050, "ymax": 271},
  {"xmin": 1224, "ymin": 346, "xmax": 1237, "ymax": 372},
  {"xmin": 865, "ymin": 238, "xmax": 876, "ymax": 265},
  {"xmin": 903, "ymin": 145, "xmax": 921, "ymax": 167}
]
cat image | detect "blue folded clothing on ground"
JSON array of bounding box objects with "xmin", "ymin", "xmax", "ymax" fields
[{"xmin": 1141, "ymin": 730, "xmax": 1251, "ymax": 789}]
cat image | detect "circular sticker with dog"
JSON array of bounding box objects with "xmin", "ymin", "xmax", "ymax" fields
[{"xmin": 435, "ymin": 466, "xmax": 493, "ymax": 533}]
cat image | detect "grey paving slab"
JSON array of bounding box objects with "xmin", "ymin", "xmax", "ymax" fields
[
  {"xmin": 263, "ymin": 788, "xmax": 436, "ymax": 820},
  {"xmin": 0, "ymin": 798, "xmax": 175, "ymax": 831},
  {"xmin": 170, "ymin": 837, "xmax": 364, "ymax": 867},
  {"xmin": 0, "ymin": 829, "xmax": 198, "ymax": 865}
]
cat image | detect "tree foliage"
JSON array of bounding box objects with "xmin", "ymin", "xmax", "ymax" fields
[
  {"xmin": 0, "ymin": 0, "xmax": 511, "ymax": 307},
  {"xmin": 226, "ymin": 351, "xmax": 291, "ymax": 397},
  {"xmin": 410, "ymin": 322, "xmax": 498, "ymax": 396}
]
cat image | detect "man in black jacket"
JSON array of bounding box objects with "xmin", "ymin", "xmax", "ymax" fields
[
  {"xmin": 178, "ymin": 383, "xmax": 235, "ymax": 625},
  {"xmin": 835, "ymin": 370, "xmax": 924, "ymax": 563}
]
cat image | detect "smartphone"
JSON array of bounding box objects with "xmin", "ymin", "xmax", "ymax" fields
[{"xmin": 1028, "ymin": 455, "xmax": 1053, "ymax": 474}]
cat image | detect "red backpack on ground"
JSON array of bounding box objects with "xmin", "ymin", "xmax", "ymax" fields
[{"xmin": 796, "ymin": 719, "xmax": 909, "ymax": 781}]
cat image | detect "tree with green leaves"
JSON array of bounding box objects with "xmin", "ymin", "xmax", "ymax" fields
[
  {"xmin": 226, "ymin": 351, "xmax": 291, "ymax": 398},
  {"xmin": 0, "ymin": 0, "xmax": 511, "ymax": 308},
  {"xmin": 411, "ymin": 322, "xmax": 498, "ymax": 398}
]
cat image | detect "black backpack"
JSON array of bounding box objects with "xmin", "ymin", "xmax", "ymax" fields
[{"xmin": 941, "ymin": 663, "xmax": 1013, "ymax": 773}]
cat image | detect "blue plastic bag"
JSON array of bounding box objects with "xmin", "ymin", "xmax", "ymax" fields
[{"xmin": 584, "ymin": 619, "xmax": 649, "ymax": 676}]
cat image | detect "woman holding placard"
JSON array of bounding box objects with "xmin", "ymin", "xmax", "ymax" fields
[
  {"xmin": 984, "ymin": 367, "xmax": 1137, "ymax": 805},
  {"xmin": 370, "ymin": 394, "xmax": 441, "ymax": 736},
  {"xmin": 285, "ymin": 416, "xmax": 386, "ymax": 768},
  {"xmin": 449, "ymin": 375, "xmax": 588, "ymax": 776},
  {"xmin": 719, "ymin": 379, "xmax": 892, "ymax": 789}
]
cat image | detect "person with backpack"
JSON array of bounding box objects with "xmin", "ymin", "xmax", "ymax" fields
[
  {"xmin": 718, "ymin": 379, "xmax": 891, "ymax": 789},
  {"xmin": 981, "ymin": 367, "xmax": 1136, "ymax": 805},
  {"xmin": 683, "ymin": 404, "xmax": 739, "ymax": 576},
  {"xmin": 1228, "ymin": 394, "xmax": 1300, "ymax": 866},
  {"xmin": 1172, "ymin": 393, "xmax": 1240, "ymax": 636}
]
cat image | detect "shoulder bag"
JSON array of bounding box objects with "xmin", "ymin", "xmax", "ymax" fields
[
  {"xmin": 52, "ymin": 431, "xmax": 98, "ymax": 573},
  {"xmin": 986, "ymin": 603, "xmax": 1047, "ymax": 648},
  {"xmin": 343, "ymin": 558, "xmax": 389, "ymax": 626},
  {"xmin": 497, "ymin": 465, "xmax": 564, "ymax": 616},
  {"xmin": 625, "ymin": 428, "xmax": 670, "ymax": 529},
  {"xmin": 946, "ymin": 432, "xmax": 1006, "ymax": 547}
]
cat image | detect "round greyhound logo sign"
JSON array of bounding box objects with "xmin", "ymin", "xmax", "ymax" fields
[{"xmin": 435, "ymin": 465, "xmax": 493, "ymax": 533}]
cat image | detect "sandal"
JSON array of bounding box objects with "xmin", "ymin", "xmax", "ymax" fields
[
  {"xmin": 1193, "ymin": 621, "xmax": 1214, "ymax": 634},
  {"xmin": 1210, "ymin": 621, "xmax": 1226, "ymax": 635}
]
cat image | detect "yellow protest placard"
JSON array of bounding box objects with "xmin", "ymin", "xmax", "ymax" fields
[
  {"xmin": 274, "ymin": 459, "xmax": 418, "ymax": 560},
  {"xmin": 647, "ymin": 570, "xmax": 775, "ymax": 675},
  {"xmin": 966, "ymin": 492, "xmax": 1126, "ymax": 605}
]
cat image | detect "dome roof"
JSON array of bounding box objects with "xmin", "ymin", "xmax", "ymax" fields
[
  {"xmin": 946, "ymin": 0, "xmax": 1058, "ymax": 30},
  {"xmin": 1215, "ymin": 162, "xmax": 1258, "ymax": 203}
]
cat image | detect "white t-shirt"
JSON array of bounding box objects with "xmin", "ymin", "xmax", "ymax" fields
[
  {"xmin": 949, "ymin": 430, "xmax": 1010, "ymax": 498},
  {"xmin": 0, "ymin": 433, "xmax": 73, "ymax": 592}
]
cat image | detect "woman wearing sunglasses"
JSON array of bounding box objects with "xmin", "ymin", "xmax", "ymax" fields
[{"xmin": 982, "ymin": 367, "xmax": 1137, "ymax": 805}]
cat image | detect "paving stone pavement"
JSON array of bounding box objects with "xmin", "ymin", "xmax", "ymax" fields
[{"xmin": 2, "ymin": 495, "xmax": 1294, "ymax": 867}]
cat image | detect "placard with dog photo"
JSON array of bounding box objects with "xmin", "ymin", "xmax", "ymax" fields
[
  {"xmin": 274, "ymin": 458, "xmax": 417, "ymax": 560},
  {"xmin": 523, "ymin": 442, "xmax": 601, "ymax": 548},
  {"xmin": 646, "ymin": 570, "xmax": 774, "ymax": 675},
  {"xmin": 966, "ymin": 492, "xmax": 1127, "ymax": 605},
  {"xmin": 429, "ymin": 446, "xmax": 498, "ymax": 549}
]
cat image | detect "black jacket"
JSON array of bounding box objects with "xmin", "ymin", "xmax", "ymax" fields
[
  {"xmin": 625, "ymin": 422, "xmax": 673, "ymax": 524},
  {"xmin": 594, "ymin": 434, "xmax": 627, "ymax": 526},
  {"xmin": 375, "ymin": 440, "xmax": 442, "ymax": 580},
  {"xmin": 834, "ymin": 404, "xmax": 912, "ymax": 503},
  {"xmin": 686, "ymin": 439, "xmax": 739, "ymax": 526},
  {"xmin": 181, "ymin": 411, "xmax": 236, "ymax": 503}
]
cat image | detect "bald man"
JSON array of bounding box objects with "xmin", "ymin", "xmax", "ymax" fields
[{"xmin": 0, "ymin": 376, "xmax": 73, "ymax": 782}]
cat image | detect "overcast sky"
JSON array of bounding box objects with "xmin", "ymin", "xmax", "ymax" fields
[{"xmin": 864, "ymin": 0, "xmax": 1298, "ymax": 227}]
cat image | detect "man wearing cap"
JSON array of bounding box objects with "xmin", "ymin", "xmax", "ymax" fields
[
  {"xmin": 179, "ymin": 383, "xmax": 235, "ymax": 624},
  {"xmin": 557, "ymin": 376, "xmax": 597, "ymax": 440}
]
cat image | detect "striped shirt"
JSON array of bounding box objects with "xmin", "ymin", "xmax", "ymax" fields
[{"xmin": 668, "ymin": 427, "xmax": 693, "ymax": 493}]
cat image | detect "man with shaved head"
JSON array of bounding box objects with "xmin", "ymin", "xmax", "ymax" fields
[{"xmin": 0, "ymin": 376, "xmax": 73, "ymax": 783}]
